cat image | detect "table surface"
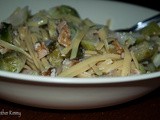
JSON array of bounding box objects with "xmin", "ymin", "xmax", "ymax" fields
[{"xmin": 0, "ymin": 1, "xmax": 160, "ymax": 120}]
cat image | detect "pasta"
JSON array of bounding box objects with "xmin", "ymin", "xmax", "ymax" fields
[
  {"xmin": 0, "ymin": 5, "xmax": 160, "ymax": 77},
  {"xmin": 121, "ymin": 47, "xmax": 132, "ymax": 76}
]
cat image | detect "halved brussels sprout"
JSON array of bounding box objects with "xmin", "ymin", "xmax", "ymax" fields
[
  {"xmin": 0, "ymin": 22, "xmax": 13, "ymax": 43},
  {"xmin": 48, "ymin": 5, "xmax": 80, "ymax": 18},
  {"xmin": 131, "ymin": 41, "xmax": 158, "ymax": 62},
  {"xmin": 0, "ymin": 51, "xmax": 26, "ymax": 72}
]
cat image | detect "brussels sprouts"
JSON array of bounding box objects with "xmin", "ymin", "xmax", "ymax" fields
[
  {"xmin": 48, "ymin": 5, "xmax": 80, "ymax": 18},
  {"xmin": 81, "ymin": 26, "xmax": 100, "ymax": 51},
  {"xmin": 0, "ymin": 22, "xmax": 13, "ymax": 43},
  {"xmin": 47, "ymin": 49, "xmax": 63, "ymax": 67},
  {"xmin": 5, "ymin": 6, "xmax": 30, "ymax": 27},
  {"xmin": 131, "ymin": 41, "xmax": 158, "ymax": 62},
  {"xmin": 140, "ymin": 22, "xmax": 160, "ymax": 36},
  {"xmin": 0, "ymin": 51, "xmax": 26, "ymax": 72},
  {"xmin": 27, "ymin": 10, "xmax": 48, "ymax": 26}
]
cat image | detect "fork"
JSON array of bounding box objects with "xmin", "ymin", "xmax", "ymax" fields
[{"xmin": 114, "ymin": 13, "xmax": 160, "ymax": 32}]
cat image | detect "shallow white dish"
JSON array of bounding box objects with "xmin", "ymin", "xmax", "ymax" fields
[{"xmin": 0, "ymin": 0, "xmax": 160, "ymax": 109}]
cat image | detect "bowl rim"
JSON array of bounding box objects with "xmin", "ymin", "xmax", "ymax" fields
[{"xmin": 0, "ymin": 70, "xmax": 160, "ymax": 84}]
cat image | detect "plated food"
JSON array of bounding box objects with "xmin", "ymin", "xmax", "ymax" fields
[
  {"xmin": 0, "ymin": 0, "xmax": 160, "ymax": 110},
  {"xmin": 0, "ymin": 5, "xmax": 160, "ymax": 78}
]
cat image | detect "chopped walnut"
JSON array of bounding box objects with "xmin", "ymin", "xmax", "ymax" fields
[
  {"xmin": 42, "ymin": 68, "xmax": 57, "ymax": 77},
  {"xmin": 131, "ymin": 69, "xmax": 141, "ymax": 75},
  {"xmin": 62, "ymin": 59, "xmax": 79, "ymax": 70},
  {"xmin": 34, "ymin": 42, "xmax": 49, "ymax": 59},
  {"xmin": 57, "ymin": 21, "xmax": 71, "ymax": 47},
  {"xmin": 112, "ymin": 40, "xmax": 124, "ymax": 54},
  {"xmin": 42, "ymin": 68, "xmax": 52, "ymax": 76}
]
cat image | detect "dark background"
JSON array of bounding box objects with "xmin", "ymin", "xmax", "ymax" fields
[{"xmin": 116, "ymin": 0, "xmax": 160, "ymax": 11}]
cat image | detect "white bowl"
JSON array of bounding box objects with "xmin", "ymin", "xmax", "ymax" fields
[{"xmin": 0, "ymin": 0, "xmax": 160, "ymax": 109}]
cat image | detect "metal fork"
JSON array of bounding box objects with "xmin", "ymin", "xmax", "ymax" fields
[{"xmin": 114, "ymin": 13, "xmax": 160, "ymax": 32}]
